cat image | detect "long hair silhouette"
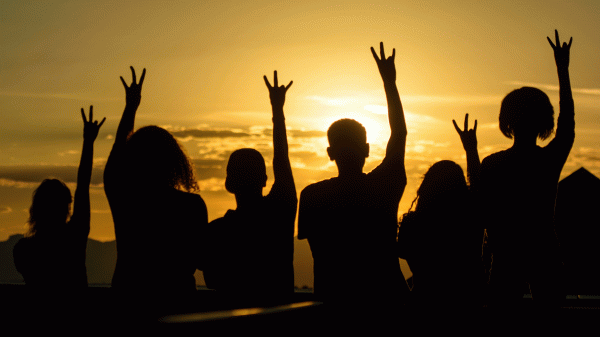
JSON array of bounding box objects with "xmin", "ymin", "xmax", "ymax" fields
[
  {"xmin": 125, "ymin": 125, "xmax": 198, "ymax": 192},
  {"xmin": 26, "ymin": 179, "xmax": 73, "ymax": 237},
  {"xmin": 408, "ymin": 160, "xmax": 468, "ymax": 213}
]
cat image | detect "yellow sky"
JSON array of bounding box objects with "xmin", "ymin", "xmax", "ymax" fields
[{"xmin": 1, "ymin": 1, "xmax": 600, "ymax": 246}]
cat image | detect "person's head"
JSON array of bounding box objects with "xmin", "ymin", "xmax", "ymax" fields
[
  {"xmin": 125, "ymin": 125, "xmax": 199, "ymax": 192},
  {"xmin": 499, "ymin": 87, "xmax": 555, "ymax": 141},
  {"xmin": 412, "ymin": 160, "xmax": 468, "ymax": 213},
  {"xmin": 326, "ymin": 119, "xmax": 369, "ymax": 173},
  {"xmin": 225, "ymin": 148, "xmax": 267, "ymax": 195},
  {"xmin": 27, "ymin": 179, "xmax": 72, "ymax": 236}
]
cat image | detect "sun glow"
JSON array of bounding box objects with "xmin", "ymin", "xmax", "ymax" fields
[{"xmin": 318, "ymin": 110, "xmax": 389, "ymax": 145}]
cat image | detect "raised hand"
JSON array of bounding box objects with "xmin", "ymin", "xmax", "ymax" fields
[
  {"xmin": 264, "ymin": 70, "xmax": 293, "ymax": 111},
  {"xmin": 120, "ymin": 66, "xmax": 146, "ymax": 108},
  {"xmin": 81, "ymin": 105, "xmax": 106, "ymax": 142},
  {"xmin": 547, "ymin": 29, "xmax": 572, "ymax": 69},
  {"xmin": 371, "ymin": 42, "xmax": 396, "ymax": 83},
  {"xmin": 453, "ymin": 114, "xmax": 477, "ymax": 152}
]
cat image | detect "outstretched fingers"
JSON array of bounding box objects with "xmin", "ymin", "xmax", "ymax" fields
[
  {"xmin": 264, "ymin": 71, "xmax": 292, "ymax": 91},
  {"xmin": 121, "ymin": 67, "xmax": 146, "ymax": 88},
  {"xmin": 548, "ymin": 30, "xmax": 573, "ymax": 50},
  {"xmin": 263, "ymin": 75, "xmax": 272, "ymax": 89},
  {"xmin": 370, "ymin": 46, "xmax": 380, "ymax": 62},
  {"xmin": 453, "ymin": 114, "xmax": 477, "ymax": 134},
  {"xmin": 138, "ymin": 68, "xmax": 146, "ymax": 87},
  {"xmin": 81, "ymin": 105, "xmax": 94, "ymax": 123},
  {"xmin": 452, "ymin": 119, "xmax": 461, "ymax": 134},
  {"xmin": 371, "ymin": 42, "xmax": 391, "ymax": 61},
  {"xmin": 130, "ymin": 66, "xmax": 137, "ymax": 84}
]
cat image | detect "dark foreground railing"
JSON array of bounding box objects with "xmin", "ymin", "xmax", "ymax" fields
[{"xmin": 1, "ymin": 284, "xmax": 599, "ymax": 332}]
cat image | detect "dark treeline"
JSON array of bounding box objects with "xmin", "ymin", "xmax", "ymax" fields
[{"xmin": 7, "ymin": 30, "xmax": 579, "ymax": 328}]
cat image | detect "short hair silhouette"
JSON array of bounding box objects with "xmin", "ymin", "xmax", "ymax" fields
[
  {"xmin": 499, "ymin": 87, "xmax": 555, "ymax": 141},
  {"xmin": 327, "ymin": 118, "xmax": 367, "ymax": 147},
  {"xmin": 412, "ymin": 160, "xmax": 468, "ymax": 212},
  {"xmin": 27, "ymin": 179, "xmax": 72, "ymax": 237},
  {"xmin": 125, "ymin": 125, "xmax": 198, "ymax": 192},
  {"xmin": 225, "ymin": 148, "xmax": 268, "ymax": 194}
]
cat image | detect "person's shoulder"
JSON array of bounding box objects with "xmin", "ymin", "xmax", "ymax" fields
[
  {"xmin": 481, "ymin": 149, "xmax": 511, "ymax": 168},
  {"xmin": 209, "ymin": 210, "xmax": 236, "ymax": 226},
  {"xmin": 301, "ymin": 177, "xmax": 337, "ymax": 197},
  {"xmin": 13, "ymin": 236, "xmax": 34, "ymax": 261},
  {"xmin": 170, "ymin": 189, "xmax": 207, "ymax": 207},
  {"xmin": 13, "ymin": 237, "xmax": 29, "ymax": 252}
]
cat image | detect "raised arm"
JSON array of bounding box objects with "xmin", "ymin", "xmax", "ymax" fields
[
  {"xmin": 71, "ymin": 106, "xmax": 105, "ymax": 233},
  {"xmin": 104, "ymin": 67, "xmax": 145, "ymax": 190},
  {"xmin": 371, "ymin": 42, "xmax": 407, "ymax": 166},
  {"xmin": 547, "ymin": 30, "xmax": 575, "ymax": 148},
  {"xmin": 115, "ymin": 66, "xmax": 146, "ymax": 144},
  {"xmin": 453, "ymin": 114, "xmax": 480, "ymax": 189},
  {"xmin": 263, "ymin": 71, "xmax": 297, "ymax": 203}
]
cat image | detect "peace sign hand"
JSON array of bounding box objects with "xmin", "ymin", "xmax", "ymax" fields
[
  {"xmin": 81, "ymin": 105, "xmax": 106, "ymax": 142},
  {"xmin": 453, "ymin": 114, "xmax": 477, "ymax": 152},
  {"xmin": 120, "ymin": 66, "xmax": 146, "ymax": 108},
  {"xmin": 371, "ymin": 42, "xmax": 396, "ymax": 84},
  {"xmin": 547, "ymin": 30, "xmax": 572, "ymax": 70},
  {"xmin": 264, "ymin": 70, "xmax": 293, "ymax": 111}
]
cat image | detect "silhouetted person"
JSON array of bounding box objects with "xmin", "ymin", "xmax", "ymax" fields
[
  {"xmin": 13, "ymin": 106, "xmax": 104, "ymax": 291},
  {"xmin": 11, "ymin": 107, "xmax": 104, "ymax": 327},
  {"xmin": 298, "ymin": 43, "xmax": 409, "ymax": 315},
  {"xmin": 397, "ymin": 115, "xmax": 484, "ymax": 313},
  {"xmin": 480, "ymin": 31, "xmax": 574, "ymax": 310},
  {"xmin": 203, "ymin": 71, "xmax": 297, "ymax": 307},
  {"xmin": 103, "ymin": 67, "xmax": 208, "ymax": 313}
]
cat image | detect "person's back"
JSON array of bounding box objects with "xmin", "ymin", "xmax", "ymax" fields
[
  {"xmin": 480, "ymin": 31, "xmax": 575, "ymax": 307},
  {"xmin": 300, "ymin": 172, "xmax": 404, "ymax": 301},
  {"xmin": 111, "ymin": 187, "xmax": 205, "ymax": 294},
  {"xmin": 104, "ymin": 68, "xmax": 208, "ymax": 302},
  {"xmin": 14, "ymin": 108, "xmax": 104, "ymax": 291},
  {"xmin": 14, "ymin": 226, "xmax": 87, "ymax": 289},
  {"xmin": 205, "ymin": 195, "xmax": 295, "ymax": 304},
  {"xmin": 203, "ymin": 72, "xmax": 297, "ymax": 306},
  {"xmin": 398, "ymin": 117, "xmax": 484, "ymax": 309},
  {"xmin": 298, "ymin": 43, "xmax": 408, "ymax": 308}
]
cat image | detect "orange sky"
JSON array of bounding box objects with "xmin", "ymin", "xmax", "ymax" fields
[{"xmin": 1, "ymin": 1, "xmax": 600, "ymax": 285}]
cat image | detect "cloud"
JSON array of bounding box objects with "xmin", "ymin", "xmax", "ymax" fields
[
  {"xmin": 289, "ymin": 130, "xmax": 327, "ymax": 138},
  {"xmin": 171, "ymin": 129, "xmax": 252, "ymax": 139},
  {"xmin": 364, "ymin": 105, "xmax": 388, "ymax": 115},
  {"xmin": 401, "ymin": 95, "xmax": 505, "ymax": 105},
  {"xmin": 0, "ymin": 179, "xmax": 39, "ymax": 189},
  {"xmin": 505, "ymin": 82, "xmax": 600, "ymax": 96},
  {"xmin": 198, "ymin": 178, "xmax": 226, "ymax": 192},
  {"xmin": 58, "ymin": 150, "xmax": 79, "ymax": 156},
  {"xmin": 0, "ymin": 165, "xmax": 104, "ymax": 185},
  {"xmin": 0, "ymin": 90, "xmax": 121, "ymax": 102},
  {"xmin": 0, "ymin": 206, "xmax": 12, "ymax": 214},
  {"xmin": 569, "ymin": 147, "xmax": 600, "ymax": 168}
]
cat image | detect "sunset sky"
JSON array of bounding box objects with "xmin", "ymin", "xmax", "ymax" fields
[{"xmin": 1, "ymin": 1, "xmax": 600, "ymax": 285}]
